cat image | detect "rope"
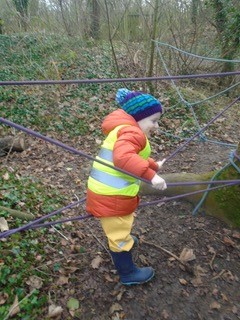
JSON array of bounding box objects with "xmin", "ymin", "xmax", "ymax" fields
[
  {"xmin": 0, "ymin": 198, "xmax": 87, "ymax": 239},
  {"xmin": 0, "ymin": 94, "xmax": 239, "ymax": 238},
  {"xmin": 190, "ymin": 81, "xmax": 240, "ymax": 107},
  {"xmin": 1, "ymin": 111, "xmax": 240, "ymax": 238},
  {"xmin": 0, "ymin": 117, "xmax": 154, "ymax": 186},
  {"xmin": 153, "ymin": 41, "xmax": 240, "ymax": 63},
  {"xmin": 1, "ymin": 96, "xmax": 239, "ymax": 185},
  {"xmin": 0, "ymin": 63, "xmax": 239, "ymax": 237},
  {"xmin": 1, "ymin": 180, "xmax": 239, "ymax": 239},
  {"xmin": 165, "ymin": 96, "xmax": 240, "ymax": 161},
  {"xmin": 155, "ymin": 42, "xmax": 240, "ymax": 148},
  {"xmin": 0, "ymin": 71, "xmax": 240, "ymax": 86}
]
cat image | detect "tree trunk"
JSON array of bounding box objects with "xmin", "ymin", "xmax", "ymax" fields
[
  {"xmin": 210, "ymin": 0, "xmax": 240, "ymax": 86},
  {"xmin": 0, "ymin": 17, "xmax": 3, "ymax": 34},
  {"xmin": 90, "ymin": 0, "xmax": 100, "ymax": 40},
  {"xmin": 147, "ymin": 0, "xmax": 160, "ymax": 94},
  {"xmin": 140, "ymin": 144, "xmax": 240, "ymax": 228},
  {"xmin": 13, "ymin": 0, "xmax": 29, "ymax": 32},
  {"xmin": 0, "ymin": 136, "xmax": 26, "ymax": 156},
  {"xmin": 58, "ymin": 0, "xmax": 72, "ymax": 36}
]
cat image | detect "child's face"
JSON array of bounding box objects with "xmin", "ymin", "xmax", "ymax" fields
[{"xmin": 137, "ymin": 112, "xmax": 161, "ymax": 137}]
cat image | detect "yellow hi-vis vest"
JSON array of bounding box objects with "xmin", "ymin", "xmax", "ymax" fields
[{"xmin": 88, "ymin": 125, "xmax": 151, "ymax": 197}]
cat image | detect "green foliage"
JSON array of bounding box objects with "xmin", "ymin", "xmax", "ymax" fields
[
  {"xmin": 0, "ymin": 34, "xmax": 118, "ymax": 137},
  {"xmin": 205, "ymin": 0, "xmax": 240, "ymax": 59},
  {"xmin": 0, "ymin": 233, "xmax": 48, "ymax": 319},
  {"xmin": 0, "ymin": 167, "xmax": 66, "ymax": 319},
  {"xmin": 0, "ymin": 168, "xmax": 64, "ymax": 215}
]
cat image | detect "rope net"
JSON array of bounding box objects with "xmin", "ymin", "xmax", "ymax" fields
[
  {"xmin": 0, "ymin": 40, "xmax": 240, "ymax": 237},
  {"xmin": 154, "ymin": 41, "xmax": 240, "ymax": 148}
]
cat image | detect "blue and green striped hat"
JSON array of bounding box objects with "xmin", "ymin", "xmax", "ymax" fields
[{"xmin": 116, "ymin": 88, "xmax": 162, "ymax": 121}]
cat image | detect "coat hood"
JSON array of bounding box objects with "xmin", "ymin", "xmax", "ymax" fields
[{"xmin": 101, "ymin": 109, "xmax": 139, "ymax": 135}]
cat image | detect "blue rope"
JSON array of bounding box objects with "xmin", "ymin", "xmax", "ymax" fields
[
  {"xmin": 153, "ymin": 41, "xmax": 240, "ymax": 63},
  {"xmin": 191, "ymin": 82, "xmax": 240, "ymax": 107},
  {"xmin": 155, "ymin": 42, "xmax": 239, "ymax": 148},
  {"xmin": 229, "ymin": 150, "xmax": 240, "ymax": 174}
]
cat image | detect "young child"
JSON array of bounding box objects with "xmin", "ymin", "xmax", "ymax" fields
[{"xmin": 86, "ymin": 88, "xmax": 167, "ymax": 285}]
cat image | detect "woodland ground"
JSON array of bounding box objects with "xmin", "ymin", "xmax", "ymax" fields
[
  {"xmin": 1, "ymin": 96, "xmax": 240, "ymax": 320},
  {"xmin": 0, "ymin": 36, "xmax": 240, "ymax": 320}
]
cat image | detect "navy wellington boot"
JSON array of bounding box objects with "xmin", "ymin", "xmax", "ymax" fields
[{"xmin": 110, "ymin": 250, "xmax": 154, "ymax": 285}]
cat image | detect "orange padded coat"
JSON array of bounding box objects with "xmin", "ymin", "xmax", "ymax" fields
[{"xmin": 86, "ymin": 109, "xmax": 158, "ymax": 217}]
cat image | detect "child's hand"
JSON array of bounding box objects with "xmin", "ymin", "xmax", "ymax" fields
[
  {"xmin": 157, "ymin": 158, "xmax": 166, "ymax": 170},
  {"xmin": 151, "ymin": 174, "xmax": 167, "ymax": 190}
]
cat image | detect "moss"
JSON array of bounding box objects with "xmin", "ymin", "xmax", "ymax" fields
[{"xmin": 214, "ymin": 161, "xmax": 240, "ymax": 227}]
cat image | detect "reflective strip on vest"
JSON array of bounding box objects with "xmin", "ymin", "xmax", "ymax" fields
[
  {"xmin": 90, "ymin": 167, "xmax": 139, "ymax": 189},
  {"xmin": 98, "ymin": 147, "xmax": 113, "ymax": 162},
  {"xmin": 90, "ymin": 148, "xmax": 140, "ymax": 188}
]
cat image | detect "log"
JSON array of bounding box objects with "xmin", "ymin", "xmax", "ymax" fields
[
  {"xmin": 0, "ymin": 136, "xmax": 26, "ymax": 156},
  {"xmin": 140, "ymin": 144, "xmax": 240, "ymax": 228},
  {"xmin": 0, "ymin": 205, "xmax": 34, "ymax": 220}
]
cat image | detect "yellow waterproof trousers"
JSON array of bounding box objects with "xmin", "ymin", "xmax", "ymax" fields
[{"xmin": 100, "ymin": 213, "xmax": 134, "ymax": 252}]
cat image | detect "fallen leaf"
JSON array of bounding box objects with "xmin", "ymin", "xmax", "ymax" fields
[
  {"xmin": 212, "ymin": 288, "xmax": 218, "ymax": 297},
  {"xmin": 210, "ymin": 301, "xmax": 221, "ymax": 310},
  {"xmin": 67, "ymin": 297, "xmax": 79, "ymax": 311},
  {"xmin": 116, "ymin": 290, "xmax": 125, "ymax": 301},
  {"xmin": 207, "ymin": 246, "xmax": 216, "ymax": 254},
  {"xmin": 232, "ymin": 305, "xmax": 238, "ymax": 314},
  {"xmin": 95, "ymin": 139, "xmax": 102, "ymax": 145},
  {"xmin": 232, "ymin": 231, "xmax": 240, "ymax": 239},
  {"xmin": 26, "ymin": 275, "xmax": 43, "ymax": 290},
  {"xmin": 61, "ymin": 239, "xmax": 68, "ymax": 246},
  {"xmin": 56, "ymin": 276, "xmax": 69, "ymax": 285},
  {"xmin": 222, "ymin": 134, "xmax": 234, "ymax": 143},
  {"xmin": 179, "ymin": 248, "xmax": 196, "ymax": 263},
  {"xmin": 109, "ymin": 303, "xmax": 123, "ymax": 315},
  {"xmin": 2, "ymin": 172, "xmax": 9, "ymax": 180},
  {"xmin": 0, "ymin": 292, "xmax": 8, "ymax": 305},
  {"xmin": 168, "ymin": 257, "xmax": 176, "ymax": 262},
  {"xmin": 222, "ymin": 270, "xmax": 235, "ymax": 282},
  {"xmin": 65, "ymin": 266, "xmax": 79, "ymax": 273},
  {"xmin": 191, "ymin": 276, "xmax": 202, "ymax": 287},
  {"xmin": 91, "ymin": 255, "xmax": 103, "ymax": 269},
  {"xmin": 223, "ymin": 236, "xmax": 235, "ymax": 247},
  {"xmin": 8, "ymin": 295, "xmax": 20, "ymax": 317},
  {"xmin": 35, "ymin": 255, "xmax": 42, "ymax": 261},
  {"xmin": 0, "ymin": 217, "xmax": 9, "ymax": 232},
  {"xmin": 139, "ymin": 254, "xmax": 148, "ymax": 264},
  {"xmin": 221, "ymin": 293, "xmax": 229, "ymax": 302},
  {"xmin": 194, "ymin": 265, "xmax": 207, "ymax": 277},
  {"xmin": 104, "ymin": 274, "xmax": 114, "ymax": 282},
  {"xmin": 179, "ymin": 278, "xmax": 188, "ymax": 285},
  {"xmin": 161, "ymin": 309, "xmax": 170, "ymax": 319},
  {"xmin": 48, "ymin": 304, "xmax": 63, "ymax": 318}
]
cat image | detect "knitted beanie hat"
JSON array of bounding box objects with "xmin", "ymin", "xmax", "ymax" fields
[{"xmin": 116, "ymin": 88, "xmax": 162, "ymax": 121}]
